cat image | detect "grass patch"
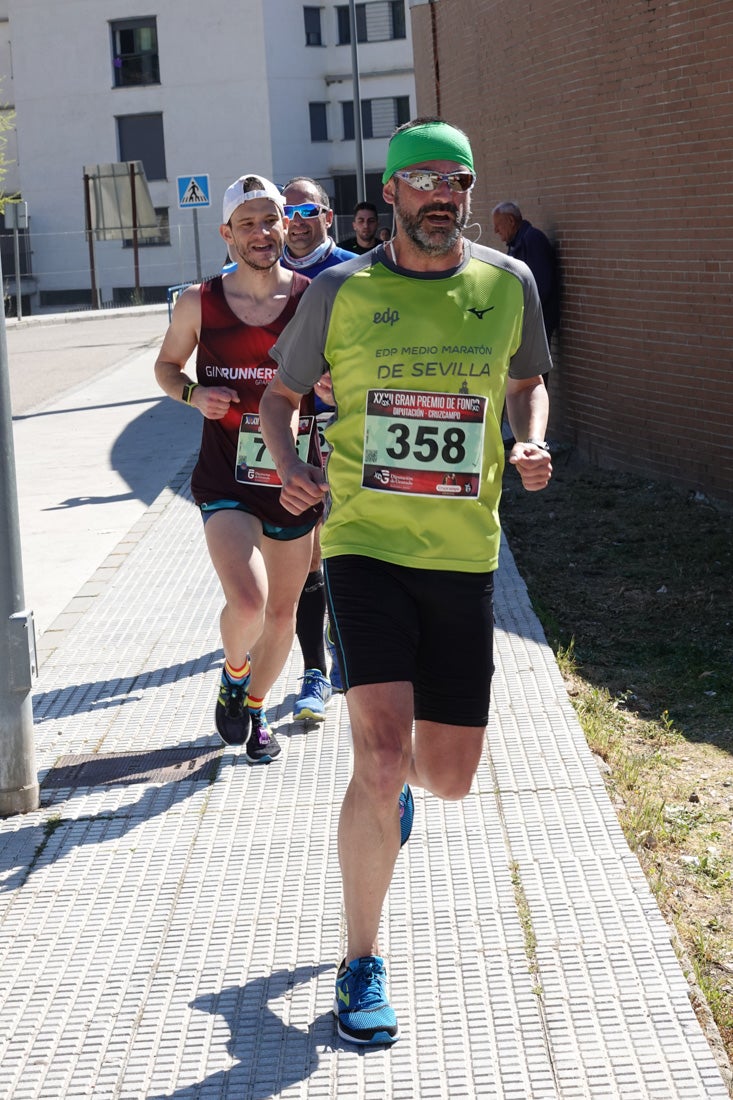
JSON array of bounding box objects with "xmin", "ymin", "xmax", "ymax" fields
[
  {"xmin": 502, "ymin": 456, "xmax": 733, "ymax": 1069},
  {"xmin": 510, "ymin": 860, "xmax": 542, "ymax": 996}
]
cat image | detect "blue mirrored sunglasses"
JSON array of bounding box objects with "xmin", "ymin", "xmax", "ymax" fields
[
  {"xmin": 283, "ymin": 203, "xmax": 327, "ymax": 219},
  {"xmin": 395, "ymin": 170, "xmax": 476, "ymax": 193}
]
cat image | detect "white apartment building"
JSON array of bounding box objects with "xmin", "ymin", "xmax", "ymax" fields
[{"xmin": 0, "ymin": 1, "xmax": 415, "ymax": 313}]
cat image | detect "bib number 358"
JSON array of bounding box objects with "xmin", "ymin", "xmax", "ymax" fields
[
  {"xmin": 385, "ymin": 423, "xmax": 467, "ymax": 465},
  {"xmin": 362, "ymin": 389, "xmax": 486, "ymax": 498}
]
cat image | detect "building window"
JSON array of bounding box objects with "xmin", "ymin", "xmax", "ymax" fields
[
  {"xmin": 336, "ymin": 1, "xmax": 405, "ymax": 44},
  {"xmin": 309, "ymin": 102, "xmax": 329, "ymax": 142},
  {"xmin": 342, "ymin": 101, "xmax": 356, "ymax": 141},
  {"xmin": 122, "ymin": 207, "xmax": 170, "ymax": 248},
  {"xmin": 117, "ymin": 113, "xmax": 167, "ymax": 180},
  {"xmin": 342, "ymin": 96, "xmax": 410, "ymax": 141},
  {"xmin": 333, "ymin": 172, "xmax": 387, "ymax": 220},
  {"xmin": 337, "ymin": 4, "xmax": 365, "ymax": 43},
  {"xmin": 111, "ymin": 17, "xmax": 160, "ymax": 87},
  {"xmin": 304, "ymin": 6, "xmax": 323, "ymax": 46}
]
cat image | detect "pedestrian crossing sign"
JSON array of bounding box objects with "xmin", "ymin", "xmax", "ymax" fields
[{"xmin": 177, "ymin": 174, "xmax": 210, "ymax": 209}]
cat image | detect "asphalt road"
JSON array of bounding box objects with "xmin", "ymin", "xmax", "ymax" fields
[{"xmin": 6, "ymin": 308, "xmax": 170, "ymax": 415}]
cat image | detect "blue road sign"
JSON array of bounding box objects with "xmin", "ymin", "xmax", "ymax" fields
[{"xmin": 177, "ymin": 175, "xmax": 210, "ymax": 209}]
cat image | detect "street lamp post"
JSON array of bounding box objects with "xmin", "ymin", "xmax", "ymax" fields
[
  {"xmin": 348, "ymin": 0, "xmax": 366, "ymax": 202},
  {"xmin": 0, "ymin": 251, "xmax": 39, "ymax": 816}
]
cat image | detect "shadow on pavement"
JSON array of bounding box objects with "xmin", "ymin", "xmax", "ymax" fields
[
  {"xmin": 147, "ymin": 965, "xmax": 336, "ymax": 1100},
  {"xmin": 31, "ymin": 652, "xmax": 220, "ymax": 723},
  {"xmin": 15, "ymin": 395, "xmax": 197, "ymax": 509},
  {"xmin": 0, "ymin": 757, "xmax": 219, "ymax": 894}
]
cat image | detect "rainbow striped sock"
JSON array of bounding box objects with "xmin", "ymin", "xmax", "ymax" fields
[{"xmin": 224, "ymin": 655, "xmax": 251, "ymax": 685}]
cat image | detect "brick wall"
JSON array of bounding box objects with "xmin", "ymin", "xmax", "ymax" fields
[{"xmin": 411, "ymin": 0, "xmax": 733, "ymax": 504}]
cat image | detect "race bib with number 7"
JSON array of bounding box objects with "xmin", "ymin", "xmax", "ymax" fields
[{"xmin": 235, "ymin": 413, "xmax": 315, "ymax": 487}]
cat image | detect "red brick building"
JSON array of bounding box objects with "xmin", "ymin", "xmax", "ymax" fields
[{"xmin": 410, "ymin": 0, "xmax": 733, "ymax": 504}]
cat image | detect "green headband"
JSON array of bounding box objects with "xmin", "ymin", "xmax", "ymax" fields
[{"xmin": 382, "ymin": 121, "xmax": 475, "ymax": 185}]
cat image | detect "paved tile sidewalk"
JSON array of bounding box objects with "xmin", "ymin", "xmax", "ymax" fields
[{"xmin": 0, "ymin": 464, "xmax": 729, "ymax": 1099}]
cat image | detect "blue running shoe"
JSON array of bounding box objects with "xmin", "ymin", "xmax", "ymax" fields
[
  {"xmin": 325, "ymin": 624, "xmax": 343, "ymax": 693},
  {"xmin": 293, "ymin": 669, "xmax": 332, "ymax": 722},
  {"xmin": 399, "ymin": 783, "xmax": 414, "ymax": 848},
  {"xmin": 333, "ymin": 955, "xmax": 399, "ymax": 1045}
]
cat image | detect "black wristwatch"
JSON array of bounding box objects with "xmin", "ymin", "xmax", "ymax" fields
[
  {"xmin": 182, "ymin": 381, "xmax": 199, "ymax": 405},
  {"xmin": 526, "ymin": 438, "xmax": 550, "ymax": 453}
]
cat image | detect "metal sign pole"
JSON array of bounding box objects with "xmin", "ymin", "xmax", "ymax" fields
[
  {"xmin": 177, "ymin": 175, "xmax": 210, "ymax": 282},
  {"xmin": 83, "ymin": 174, "xmax": 101, "ymax": 310},
  {"xmin": 4, "ymin": 203, "xmax": 25, "ymax": 321},
  {"xmin": 12, "ymin": 224, "xmax": 21, "ymax": 322},
  {"xmin": 129, "ymin": 162, "xmax": 141, "ymax": 298},
  {"xmin": 349, "ymin": 0, "xmax": 366, "ymax": 202},
  {"xmin": 193, "ymin": 208, "xmax": 202, "ymax": 281},
  {"xmin": 0, "ymin": 249, "xmax": 39, "ymax": 816}
]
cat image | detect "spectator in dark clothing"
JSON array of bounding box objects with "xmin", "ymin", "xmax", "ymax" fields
[
  {"xmin": 338, "ymin": 201, "xmax": 380, "ymax": 254},
  {"xmin": 493, "ymin": 202, "xmax": 559, "ymax": 384}
]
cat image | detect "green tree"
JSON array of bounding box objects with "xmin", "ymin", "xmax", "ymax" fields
[{"xmin": 0, "ymin": 101, "xmax": 19, "ymax": 212}]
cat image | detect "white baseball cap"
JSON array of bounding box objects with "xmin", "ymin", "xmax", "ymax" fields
[{"xmin": 222, "ymin": 174, "xmax": 284, "ymax": 223}]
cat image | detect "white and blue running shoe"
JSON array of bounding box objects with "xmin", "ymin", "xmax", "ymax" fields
[
  {"xmin": 333, "ymin": 955, "xmax": 399, "ymax": 1045},
  {"xmin": 293, "ymin": 669, "xmax": 332, "ymax": 722},
  {"xmin": 399, "ymin": 783, "xmax": 414, "ymax": 848}
]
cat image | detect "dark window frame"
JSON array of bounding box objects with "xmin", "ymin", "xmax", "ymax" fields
[
  {"xmin": 391, "ymin": 0, "xmax": 406, "ymax": 39},
  {"xmin": 342, "ymin": 95, "xmax": 410, "ymax": 141},
  {"xmin": 304, "ymin": 6, "xmax": 323, "ymax": 46},
  {"xmin": 336, "ymin": 1, "xmax": 405, "ymax": 45},
  {"xmin": 309, "ymin": 102, "xmax": 329, "ymax": 142},
  {"xmin": 111, "ymin": 17, "xmax": 160, "ymax": 88},
  {"xmin": 116, "ymin": 113, "xmax": 167, "ymax": 181}
]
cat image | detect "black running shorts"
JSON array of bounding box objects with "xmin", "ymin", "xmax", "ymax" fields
[{"xmin": 323, "ymin": 555, "xmax": 494, "ymax": 727}]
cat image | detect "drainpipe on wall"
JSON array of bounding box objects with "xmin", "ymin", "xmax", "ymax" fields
[{"xmin": 430, "ymin": 0, "xmax": 441, "ymax": 116}]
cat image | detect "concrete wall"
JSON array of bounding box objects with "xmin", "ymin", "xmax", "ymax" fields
[{"xmin": 410, "ymin": 0, "xmax": 733, "ymax": 504}]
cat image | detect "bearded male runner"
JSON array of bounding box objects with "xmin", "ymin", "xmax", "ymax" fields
[{"xmin": 260, "ymin": 120, "xmax": 552, "ymax": 1041}]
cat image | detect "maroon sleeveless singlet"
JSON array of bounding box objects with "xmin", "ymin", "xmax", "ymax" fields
[{"xmin": 190, "ymin": 273, "xmax": 322, "ymax": 529}]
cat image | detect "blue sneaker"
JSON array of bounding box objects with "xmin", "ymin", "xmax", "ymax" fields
[
  {"xmin": 333, "ymin": 955, "xmax": 399, "ymax": 1045},
  {"xmin": 293, "ymin": 669, "xmax": 332, "ymax": 722},
  {"xmin": 325, "ymin": 624, "xmax": 343, "ymax": 693},
  {"xmin": 399, "ymin": 783, "xmax": 414, "ymax": 848}
]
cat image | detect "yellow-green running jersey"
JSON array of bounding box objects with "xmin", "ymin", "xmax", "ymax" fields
[{"xmin": 270, "ymin": 241, "xmax": 551, "ymax": 573}]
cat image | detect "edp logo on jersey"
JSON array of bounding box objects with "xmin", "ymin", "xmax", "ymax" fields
[{"xmin": 373, "ymin": 308, "xmax": 400, "ymax": 326}]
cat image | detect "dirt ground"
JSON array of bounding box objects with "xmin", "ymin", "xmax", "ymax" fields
[{"xmin": 500, "ymin": 449, "xmax": 733, "ymax": 1079}]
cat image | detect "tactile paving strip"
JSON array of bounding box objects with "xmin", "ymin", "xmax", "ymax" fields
[{"xmin": 0, "ymin": 483, "xmax": 728, "ymax": 1098}]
